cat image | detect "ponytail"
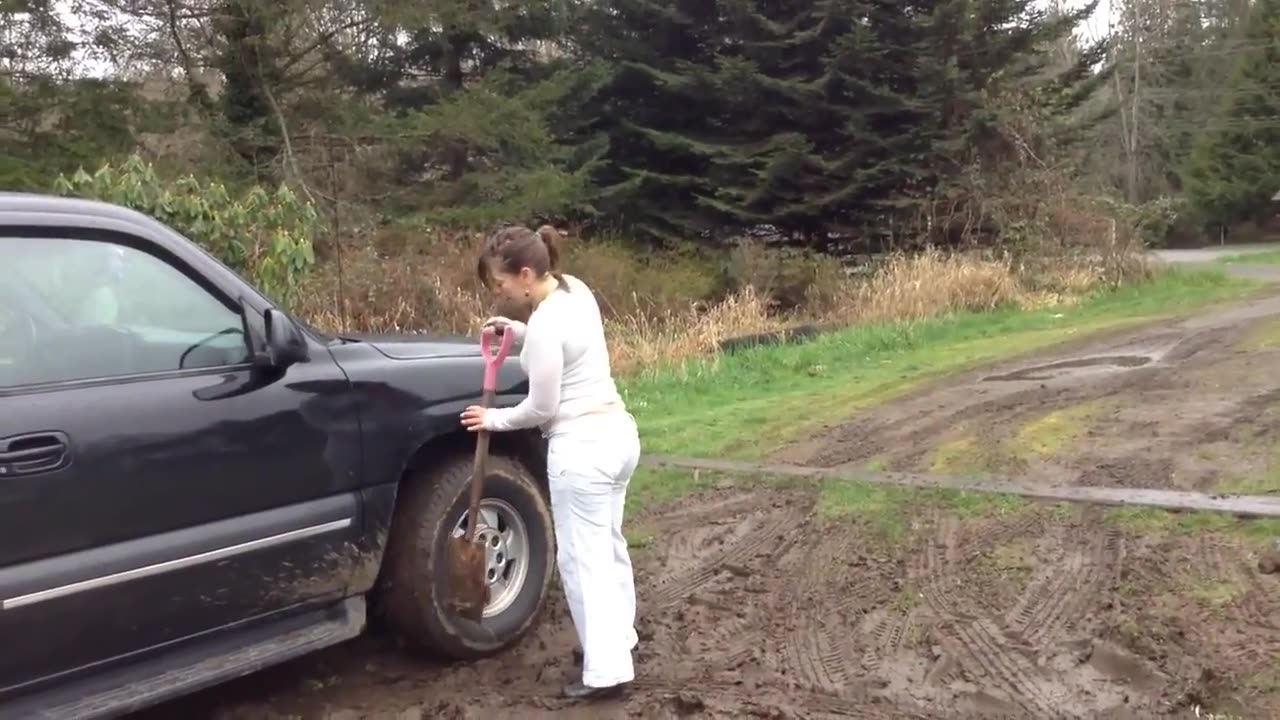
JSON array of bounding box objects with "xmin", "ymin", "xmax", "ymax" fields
[{"xmin": 535, "ymin": 225, "xmax": 568, "ymax": 288}]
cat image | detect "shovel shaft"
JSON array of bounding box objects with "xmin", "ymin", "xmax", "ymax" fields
[
  {"xmin": 465, "ymin": 387, "xmax": 496, "ymax": 542},
  {"xmin": 459, "ymin": 327, "xmax": 510, "ymax": 564}
]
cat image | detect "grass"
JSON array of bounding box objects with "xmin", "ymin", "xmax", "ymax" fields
[
  {"xmin": 917, "ymin": 400, "xmax": 1113, "ymax": 476},
  {"xmin": 623, "ymin": 267, "xmax": 1258, "ymax": 461},
  {"xmin": 927, "ymin": 437, "xmax": 987, "ymax": 474},
  {"xmin": 1216, "ymin": 446, "xmax": 1280, "ymax": 496},
  {"xmin": 1214, "ymin": 399, "xmax": 1280, "ymax": 495},
  {"xmin": 1101, "ymin": 506, "xmax": 1280, "ymax": 546},
  {"xmin": 1217, "ymin": 248, "xmax": 1280, "ymax": 266},
  {"xmin": 817, "ymin": 480, "xmax": 1027, "ymax": 544},
  {"xmin": 1238, "ymin": 316, "xmax": 1280, "ymax": 351},
  {"xmin": 1011, "ymin": 400, "xmax": 1113, "ymax": 460},
  {"xmin": 621, "ymin": 266, "xmax": 1258, "ymax": 517},
  {"xmin": 1187, "ymin": 578, "xmax": 1247, "ymax": 611}
]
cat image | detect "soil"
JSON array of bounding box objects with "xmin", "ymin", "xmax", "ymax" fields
[
  {"xmin": 776, "ymin": 292, "xmax": 1280, "ymax": 494},
  {"xmin": 132, "ymin": 291, "xmax": 1280, "ymax": 720}
]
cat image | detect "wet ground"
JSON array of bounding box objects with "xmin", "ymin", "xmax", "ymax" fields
[
  {"xmin": 776, "ymin": 292, "xmax": 1280, "ymax": 497},
  {"xmin": 135, "ymin": 280, "xmax": 1280, "ymax": 720}
]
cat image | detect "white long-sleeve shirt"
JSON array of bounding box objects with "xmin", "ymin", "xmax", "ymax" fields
[{"xmin": 483, "ymin": 274, "xmax": 625, "ymax": 437}]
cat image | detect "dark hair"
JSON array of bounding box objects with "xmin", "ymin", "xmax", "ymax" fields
[{"xmin": 477, "ymin": 224, "xmax": 568, "ymax": 290}]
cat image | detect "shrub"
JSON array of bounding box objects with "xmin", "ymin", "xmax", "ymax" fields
[{"xmin": 52, "ymin": 154, "xmax": 319, "ymax": 306}]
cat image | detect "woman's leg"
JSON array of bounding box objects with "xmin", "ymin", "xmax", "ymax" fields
[
  {"xmin": 550, "ymin": 446, "xmax": 635, "ymax": 690},
  {"xmin": 611, "ymin": 432, "xmax": 641, "ymax": 651},
  {"xmin": 548, "ymin": 474, "xmax": 585, "ymax": 648}
]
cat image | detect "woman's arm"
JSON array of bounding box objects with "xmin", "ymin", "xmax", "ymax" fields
[{"xmin": 482, "ymin": 316, "xmax": 562, "ymax": 431}]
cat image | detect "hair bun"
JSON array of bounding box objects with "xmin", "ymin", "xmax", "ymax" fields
[{"xmin": 535, "ymin": 224, "xmax": 560, "ymax": 247}]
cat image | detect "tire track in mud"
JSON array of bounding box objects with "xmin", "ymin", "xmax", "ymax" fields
[
  {"xmin": 636, "ymin": 490, "xmax": 812, "ymax": 682},
  {"xmin": 947, "ymin": 619, "xmax": 1067, "ymax": 717},
  {"xmin": 912, "ymin": 521, "xmax": 1059, "ymax": 716},
  {"xmin": 1004, "ymin": 527, "xmax": 1124, "ymax": 649},
  {"xmin": 773, "ymin": 522, "xmax": 895, "ymax": 696},
  {"xmin": 1198, "ymin": 541, "xmax": 1280, "ymax": 671},
  {"xmin": 642, "ymin": 492, "xmax": 808, "ymax": 608},
  {"xmin": 894, "ymin": 513, "xmax": 1132, "ymax": 718},
  {"xmin": 629, "ymin": 679, "xmax": 932, "ymax": 719},
  {"xmin": 851, "ymin": 511, "xmax": 1049, "ymax": 697}
]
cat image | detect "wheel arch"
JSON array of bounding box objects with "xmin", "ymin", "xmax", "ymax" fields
[{"xmin": 402, "ymin": 428, "xmax": 548, "ymax": 494}]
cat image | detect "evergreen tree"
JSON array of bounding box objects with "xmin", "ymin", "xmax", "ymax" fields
[
  {"xmin": 569, "ymin": 0, "xmax": 732, "ymax": 241},
  {"xmin": 576, "ymin": 0, "xmax": 1105, "ymax": 246},
  {"xmin": 1182, "ymin": 0, "xmax": 1280, "ymax": 233},
  {"xmin": 324, "ymin": 0, "xmax": 587, "ymax": 225},
  {"xmin": 704, "ymin": 0, "xmax": 940, "ymax": 246}
]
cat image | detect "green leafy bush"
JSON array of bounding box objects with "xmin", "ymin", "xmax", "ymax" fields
[{"xmin": 52, "ymin": 155, "xmax": 319, "ymax": 306}]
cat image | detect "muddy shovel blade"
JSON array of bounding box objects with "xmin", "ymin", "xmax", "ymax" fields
[{"xmin": 447, "ymin": 535, "xmax": 489, "ymax": 623}]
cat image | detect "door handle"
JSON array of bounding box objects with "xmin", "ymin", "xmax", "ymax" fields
[{"xmin": 0, "ymin": 432, "xmax": 70, "ymax": 477}]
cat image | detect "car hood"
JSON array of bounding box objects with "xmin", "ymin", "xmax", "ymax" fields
[{"xmin": 354, "ymin": 333, "xmax": 485, "ymax": 360}]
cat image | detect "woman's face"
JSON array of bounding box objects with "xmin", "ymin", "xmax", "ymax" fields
[{"xmin": 486, "ymin": 259, "xmax": 537, "ymax": 305}]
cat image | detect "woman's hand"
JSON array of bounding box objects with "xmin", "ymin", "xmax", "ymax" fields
[
  {"xmin": 483, "ymin": 316, "xmax": 512, "ymax": 332},
  {"xmin": 483, "ymin": 316, "xmax": 525, "ymax": 341},
  {"xmin": 460, "ymin": 405, "xmax": 488, "ymax": 432}
]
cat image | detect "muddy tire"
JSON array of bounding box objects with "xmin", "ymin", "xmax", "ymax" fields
[{"xmin": 380, "ymin": 450, "xmax": 554, "ymax": 661}]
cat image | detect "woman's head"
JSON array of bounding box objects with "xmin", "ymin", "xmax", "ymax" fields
[{"xmin": 477, "ymin": 224, "xmax": 565, "ymax": 304}]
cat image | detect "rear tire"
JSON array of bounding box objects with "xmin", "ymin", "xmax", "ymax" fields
[{"xmin": 380, "ymin": 450, "xmax": 554, "ymax": 660}]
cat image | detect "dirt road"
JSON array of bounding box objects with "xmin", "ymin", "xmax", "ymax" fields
[{"xmin": 136, "ymin": 288, "xmax": 1280, "ymax": 720}]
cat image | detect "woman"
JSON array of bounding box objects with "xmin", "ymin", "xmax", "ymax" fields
[{"xmin": 460, "ymin": 224, "xmax": 641, "ymax": 701}]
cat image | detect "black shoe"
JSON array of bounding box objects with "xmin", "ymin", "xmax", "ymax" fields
[{"xmin": 563, "ymin": 681, "xmax": 629, "ymax": 700}]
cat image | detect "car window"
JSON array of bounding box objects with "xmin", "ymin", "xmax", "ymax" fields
[{"xmin": 0, "ymin": 235, "xmax": 251, "ymax": 387}]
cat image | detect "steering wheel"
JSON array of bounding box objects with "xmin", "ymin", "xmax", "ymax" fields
[{"xmin": 179, "ymin": 327, "xmax": 246, "ymax": 369}]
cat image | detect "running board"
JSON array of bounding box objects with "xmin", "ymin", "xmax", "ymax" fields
[
  {"xmin": 643, "ymin": 455, "xmax": 1280, "ymax": 519},
  {"xmin": 1, "ymin": 597, "xmax": 365, "ymax": 720}
]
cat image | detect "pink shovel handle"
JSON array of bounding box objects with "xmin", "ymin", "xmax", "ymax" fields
[{"xmin": 481, "ymin": 326, "xmax": 515, "ymax": 392}]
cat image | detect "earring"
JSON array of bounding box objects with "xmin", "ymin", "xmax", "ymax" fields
[{"xmin": 524, "ymin": 289, "xmax": 531, "ymax": 297}]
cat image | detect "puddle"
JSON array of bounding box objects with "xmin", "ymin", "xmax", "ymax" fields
[{"xmin": 983, "ymin": 355, "xmax": 1154, "ymax": 382}]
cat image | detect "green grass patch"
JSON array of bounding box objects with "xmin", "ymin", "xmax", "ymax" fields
[
  {"xmin": 817, "ymin": 477, "xmax": 1027, "ymax": 545},
  {"xmin": 1246, "ymin": 668, "xmax": 1280, "ymax": 693},
  {"xmin": 927, "ymin": 437, "xmax": 988, "ymax": 474},
  {"xmin": 1238, "ymin": 316, "xmax": 1280, "ymax": 351},
  {"xmin": 1217, "ymin": 248, "xmax": 1280, "ymax": 266},
  {"xmin": 626, "ymin": 466, "xmax": 722, "ymax": 514},
  {"xmin": 1102, "ymin": 506, "xmax": 1280, "ymax": 545},
  {"xmin": 1216, "ymin": 460, "xmax": 1280, "ymax": 496},
  {"xmin": 919, "ymin": 401, "xmax": 1111, "ymax": 476},
  {"xmin": 623, "ymin": 267, "xmax": 1258, "ymax": 460},
  {"xmin": 1186, "ymin": 578, "xmax": 1246, "ymax": 611},
  {"xmin": 1011, "ymin": 400, "xmax": 1113, "ymax": 460}
]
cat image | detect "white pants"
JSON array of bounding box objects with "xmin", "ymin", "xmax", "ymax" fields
[{"xmin": 546, "ymin": 413, "xmax": 641, "ymax": 688}]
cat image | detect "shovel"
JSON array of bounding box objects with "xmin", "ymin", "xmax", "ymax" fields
[{"xmin": 448, "ymin": 324, "xmax": 516, "ymax": 622}]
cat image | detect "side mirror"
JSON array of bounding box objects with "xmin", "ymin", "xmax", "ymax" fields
[{"xmin": 251, "ymin": 308, "xmax": 309, "ymax": 371}]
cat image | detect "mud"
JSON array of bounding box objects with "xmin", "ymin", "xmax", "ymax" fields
[
  {"xmin": 134, "ymin": 486, "xmax": 1280, "ymax": 720},
  {"xmin": 131, "ymin": 292, "xmax": 1280, "ymax": 719},
  {"xmin": 777, "ymin": 293, "xmax": 1280, "ymax": 494}
]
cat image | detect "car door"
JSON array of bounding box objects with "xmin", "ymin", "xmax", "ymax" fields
[{"xmin": 0, "ymin": 229, "xmax": 365, "ymax": 695}]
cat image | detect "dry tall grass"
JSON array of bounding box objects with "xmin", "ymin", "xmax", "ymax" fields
[{"xmin": 294, "ymin": 230, "xmax": 1147, "ymax": 376}]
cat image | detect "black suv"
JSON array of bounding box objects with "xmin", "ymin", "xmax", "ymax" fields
[{"xmin": 0, "ymin": 193, "xmax": 555, "ymax": 719}]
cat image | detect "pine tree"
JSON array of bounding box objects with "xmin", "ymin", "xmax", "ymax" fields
[
  {"xmin": 574, "ymin": 0, "xmax": 1106, "ymax": 246},
  {"xmin": 570, "ymin": 0, "xmax": 734, "ymax": 242},
  {"xmin": 703, "ymin": 1, "xmax": 939, "ymax": 245},
  {"xmin": 1182, "ymin": 0, "xmax": 1280, "ymax": 233}
]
